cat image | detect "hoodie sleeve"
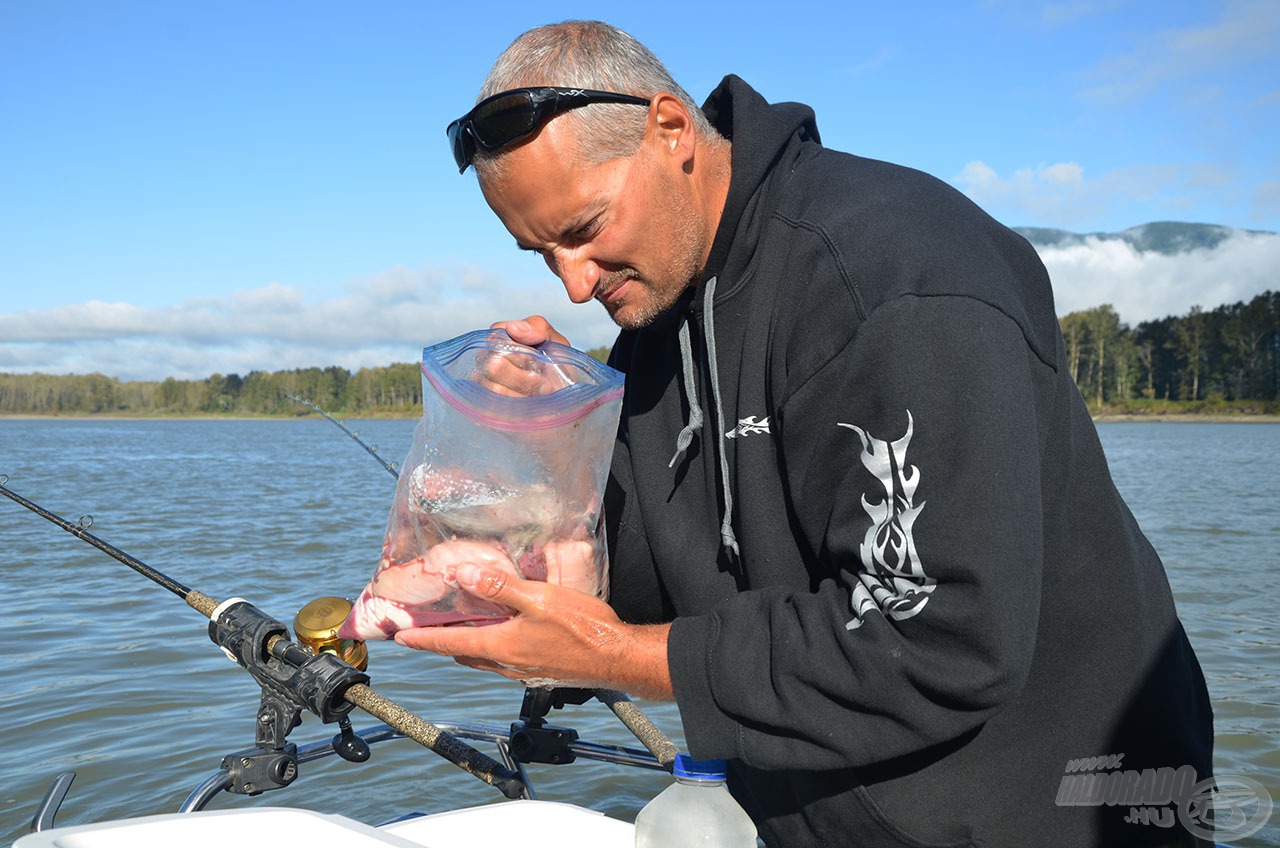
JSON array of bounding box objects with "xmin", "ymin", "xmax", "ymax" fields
[
  {"xmin": 605, "ymin": 421, "xmax": 673, "ymax": 626},
  {"xmin": 668, "ymin": 293, "xmax": 1056, "ymax": 771}
]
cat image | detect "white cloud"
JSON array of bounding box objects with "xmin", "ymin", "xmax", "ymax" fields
[
  {"xmin": 1039, "ymin": 162, "xmax": 1084, "ymax": 186},
  {"xmin": 1078, "ymin": 0, "xmax": 1280, "ymax": 103},
  {"xmin": 4, "ymin": 235, "xmax": 1275, "ymax": 381},
  {"xmin": 1038, "ymin": 230, "xmax": 1280, "ymax": 323},
  {"xmin": 1040, "ymin": 1, "xmax": 1126, "ymax": 28},
  {"xmin": 958, "ymin": 159, "xmax": 1105, "ymax": 226},
  {"xmin": 0, "ymin": 265, "xmax": 619, "ymax": 381},
  {"xmin": 955, "ymin": 159, "xmax": 1237, "ymax": 229}
]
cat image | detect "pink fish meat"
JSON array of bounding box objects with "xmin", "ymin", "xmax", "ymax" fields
[
  {"xmin": 338, "ymin": 539, "xmax": 518, "ymax": 639},
  {"xmin": 338, "ymin": 539, "xmax": 606, "ymax": 640}
]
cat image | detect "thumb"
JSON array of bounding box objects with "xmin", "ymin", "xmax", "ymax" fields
[
  {"xmin": 490, "ymin": 316, "xmax": 569, "ymax": 348},
  {"xmin": 456, "ymin": 562, "xmax": 533, "ymax": 608}
]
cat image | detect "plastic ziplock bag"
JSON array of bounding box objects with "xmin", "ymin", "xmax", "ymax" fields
[{"xmin": 340, "ymin": 329, "xmax": 624, "ymax": 640}]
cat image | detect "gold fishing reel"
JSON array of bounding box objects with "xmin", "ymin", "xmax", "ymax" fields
[{"xmin": 293, "ymin": 596, "xmax": 368, "ymax": 671}]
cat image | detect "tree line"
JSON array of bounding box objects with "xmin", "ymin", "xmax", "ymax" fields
[
  {"xmin": 0, "ymin": 364, "xmax": 424, "ymax": 416},
  {"xmin": 0, "ymin": 347, "xmax": 616, "ymax": 417},
  {"xmin": 1, "ymin": 293, "xmax": 1277, "ymax": 417},
  {"xmin": 1060, "ymin": 290, "xmax": 1279, "ymax": 411}
]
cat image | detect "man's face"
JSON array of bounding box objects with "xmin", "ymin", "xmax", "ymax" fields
[{"xmin": 478, "ymin": 118, "xmax": 709, "ymax": 330}]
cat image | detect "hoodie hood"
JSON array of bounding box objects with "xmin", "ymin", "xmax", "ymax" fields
[
  {"xmin": 635, "ymin": 76, "xmax": 819, "ymax": 334},
  {"xmin": 700, "ymin": 75, "xmax": 821, "ymax": 287},
  {"xmin": 657, "ymin": 78, "xmax": 825, "ymax": 563}
]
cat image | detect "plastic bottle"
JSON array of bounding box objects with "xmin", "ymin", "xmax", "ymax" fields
[{"xmin": 635, "ymin": 754, "xmax": 758, "ymax": 847}]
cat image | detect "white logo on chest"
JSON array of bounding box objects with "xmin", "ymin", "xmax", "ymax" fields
[{"xmin": 726, "ymin": 415, "xmax": 770, "ymax": 439}]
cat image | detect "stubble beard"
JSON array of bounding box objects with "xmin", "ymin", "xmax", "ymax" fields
[{"xmin": 601, "ymin": 186, "xmax": 708, "ymax": 332}]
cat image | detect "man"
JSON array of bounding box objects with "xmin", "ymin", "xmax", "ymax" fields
[{"xmin": 397, "ymin": 20, "xmax": 1215, "ymax": 848}]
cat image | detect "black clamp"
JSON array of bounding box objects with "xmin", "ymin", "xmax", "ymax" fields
[
  {"xmin": 207, "ymin": 600, "xmax": 372, "ymax": 794},
  {"xmin": 221, "ymin": 742, "xmax": 299, "ymax": 796},
  {"xmin": 507, "ymin": 687, "xmax": 593, "ymax": 765},
  {"xmin": 208, "ymin": 600, "xmax": 369, "ymax": 722}
]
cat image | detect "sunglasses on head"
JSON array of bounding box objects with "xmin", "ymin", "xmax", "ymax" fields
[{"xmin": 447, "ymin": 86, "xmax": 652, "ymax": 173}]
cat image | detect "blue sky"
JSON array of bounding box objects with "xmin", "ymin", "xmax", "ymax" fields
[{"xmin": 1, "ymin": 1, "xmax": 1277, "ymax": 379}]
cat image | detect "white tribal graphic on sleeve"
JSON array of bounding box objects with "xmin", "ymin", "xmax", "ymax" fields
[{"xmin": 837, "ymin": 411, "xmax": 936, "ymax": 630}]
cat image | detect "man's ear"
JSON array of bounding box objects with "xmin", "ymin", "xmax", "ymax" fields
[{"xmin": 648, "ymin": 92, "xmax": 696, "ymax": 167}]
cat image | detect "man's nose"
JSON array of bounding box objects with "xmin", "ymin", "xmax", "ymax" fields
[{"xmin": 554, "ymin": 250, "xmax": 600, "ymax": 304}]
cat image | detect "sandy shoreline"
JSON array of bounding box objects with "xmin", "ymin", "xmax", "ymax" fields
[{"xmin": 1091, "ymin": 413, "xmax": 1280, "ymax": 423}]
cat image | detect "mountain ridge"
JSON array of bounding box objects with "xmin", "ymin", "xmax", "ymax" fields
[{"xmin": 1013, "ymin": 221, "xmax": 1276, "ymax": 255}]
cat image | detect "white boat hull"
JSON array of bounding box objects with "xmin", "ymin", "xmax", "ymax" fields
[{"xmin": 14, "ymin": 801, "xmax": 635, "ymax": 848}]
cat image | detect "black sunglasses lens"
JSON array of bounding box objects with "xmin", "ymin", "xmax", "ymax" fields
[
  {"xmin": 449, "ymin": 88, "xmax": 646, "ymax": 170},
  {"xmin": 448, "ymin": 121, "xmax": 474, "ymax": 171},
  {"xmin": 469, "ymin": 92, "xmax": 540, "ymax": 149}
]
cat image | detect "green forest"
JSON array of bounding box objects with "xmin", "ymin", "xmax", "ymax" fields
[
  {"xmin": 2, "ymin": 293, "xmax": 1277, "ymax": 417},
  {"xmin": 1060, "ymin": 290, "xmax": 1279, "ymax": 414},
  {"xmin": 0, "ymin": 348, "xmax": 613, "ymax": 417}
]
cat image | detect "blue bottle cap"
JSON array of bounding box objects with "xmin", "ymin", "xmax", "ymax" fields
[{"xmin": 673, "ymin": 754, "xmax": 727, "ymax": 780}]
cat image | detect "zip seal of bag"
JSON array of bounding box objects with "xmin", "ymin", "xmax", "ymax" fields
[{"xmin": 422, "ymin": 330, "xmax": 623, "ymax": 430}]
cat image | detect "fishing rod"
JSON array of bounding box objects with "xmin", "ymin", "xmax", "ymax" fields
[
  {"xmin": 285, "ymin": 393, "xmax": 399, "ymax": 478},
  {"xmin": 0, "ymin": 477, "xmax": 526, "ymax": 801},
  {"xmin": 286, "ymin": 395, "xmax": 680, "ymax": 770}
]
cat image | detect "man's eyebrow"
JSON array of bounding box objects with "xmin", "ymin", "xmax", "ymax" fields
[
  {"xmin": 558, "ymin": 212, "xmax": 592, "ymax": 239},
  {"xmin": 513, "ymin": 208, "xmax": 599, "ymax": 253},
  {"xmin": 563, "ymin": 205, "xmax": 611, "ymax": 245}
]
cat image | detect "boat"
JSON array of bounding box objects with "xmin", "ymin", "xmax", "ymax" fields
[
  {"xmin": 2, "ymin": 481, "xmax": 677, "ymax": 848},
  {"xmin": 20, "ymin": 803, "xmax": 633, "ymax": 848},
  {"xmin": 8, "ymin": 592, "xmax": 672, "ymax": 847},
  {"xmin": 16, "ymin": 714, "xmax": 659, "ymax": 847}
]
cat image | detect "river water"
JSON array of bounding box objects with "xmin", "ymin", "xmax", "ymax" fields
[{"xmin": 0, "ymin": 419, "xmax": 1275, "ymax": 845}]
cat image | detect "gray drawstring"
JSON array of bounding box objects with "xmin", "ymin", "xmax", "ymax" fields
[
  {"xmin": 668, "ymin": 314, "xmax": 704, "ymax": 468},
  {"xmin": 702, "ymin": 277, "xmax": 740, "ymax": 559},
  {"xmin": 667, "ymin": 277, "xmax": 741, "ymax": 561}
]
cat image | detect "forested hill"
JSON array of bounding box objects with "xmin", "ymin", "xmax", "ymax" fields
[{"xmin": 1014, "ymin": 221, "xmax": 1276, "ymax": 253}]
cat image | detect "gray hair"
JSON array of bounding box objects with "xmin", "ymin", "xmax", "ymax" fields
[{"xmin": 473, "ymin": 21, "xmax": 722, "ymax": 178}]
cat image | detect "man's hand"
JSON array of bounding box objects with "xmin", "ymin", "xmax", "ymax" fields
[
  {"xmin": 394, "ymin": 560, "xmax": 674, "ymax": 701},
  {"xmin": 490, "ymin": 315, "xmax": 569, "ymax": 348},
  {"xmin": 481, "ymin": 316, "xmax": 573, "ymax": 397}
]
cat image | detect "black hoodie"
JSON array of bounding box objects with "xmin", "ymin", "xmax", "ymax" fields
[{"xmin": 604, "ymin": 76, "xmax": 1214, "ymax": 847}]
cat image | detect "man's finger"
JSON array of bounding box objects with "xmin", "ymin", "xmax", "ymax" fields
[
  {"xmin": 390, "ymin": 564, "xmax": 543, "ymax": 654},
  {"xmin": 490, "ymin": 319, "xmax": 541, "ymax": 345},
  {"xmin": 489, "ymin": 315, "xmax": 569, "ymax": 347},
  {"xmin": 394, "ymin": 621, "xmax": 506, "ymax": 655},
  {"xmin": 456, "ymin": 562, "xmax": 543, "ymax": 609},
  {"xmin": 454, "ymin": 655, "xmax": 520, "ymax": 674},
  {"xmin": 479, "ymin": 350, "xmax": 554, "ymax": 397},
  {"xmin": 394, "ymin": 625, "xmax": 467, "ymax": 653}
]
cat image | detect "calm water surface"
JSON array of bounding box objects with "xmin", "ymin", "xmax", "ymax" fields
[{"xmin": 0, "ymin": 420, "xmax": 1275, "ymax": 844}]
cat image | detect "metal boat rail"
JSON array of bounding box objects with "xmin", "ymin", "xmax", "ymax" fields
[{"xmin": 179, "ymin": 719, "xmax": 664, "ymax": 813}]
